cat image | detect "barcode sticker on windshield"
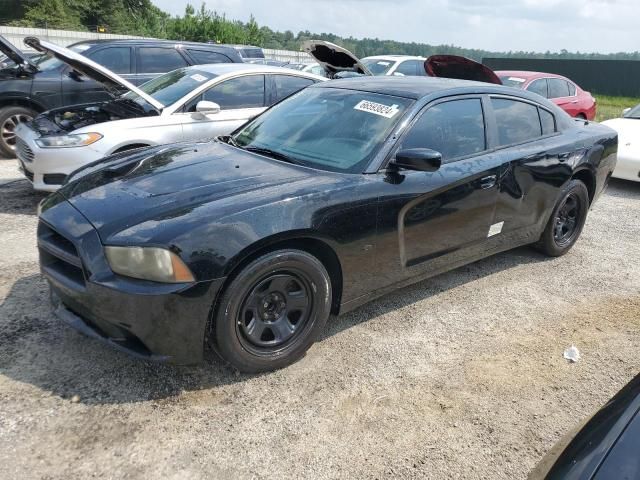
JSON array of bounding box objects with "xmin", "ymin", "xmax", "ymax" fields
[
  {"xmin": 508, "ymin": 77, "xmax": 526, "ymax": 83},
  {"xmin": 354, "ymin": 100, "xmax": 400, "ymax": 118},
  {"xmin": 190, "ymin": 74, "xmax": 208, "ymax": 82}
]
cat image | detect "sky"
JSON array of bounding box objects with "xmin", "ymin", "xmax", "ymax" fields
[{"xmin": 151, "ymin": 0, "xmax": 638, "ymax": 54}]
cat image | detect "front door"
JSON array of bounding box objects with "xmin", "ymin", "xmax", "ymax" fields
[{"xmin": 373, "ymin": 96, "xmax": 501, "ymax": 287}]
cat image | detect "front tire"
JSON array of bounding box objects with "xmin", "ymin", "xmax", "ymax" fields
[
  {"xmin": 211, "ymin": 249, "xmax": 332, "ymax": 373},
  {"xmin": 535, "ymin": 179, "xmax": 589, "ymax": 257},
  {"xmin": 0, "ymin": 106, "xmax": 36, "ymax": 158}
]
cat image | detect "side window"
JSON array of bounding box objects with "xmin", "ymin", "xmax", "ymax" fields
[
  {"xmin": 88, "ymin": 47, "xmax": 132, "ymax": 74},
  {"xmin": 401, "ymin": 98, "xmax": 486, "ymax": 162},
  {"xmin": 272, "ymin": 75, "xmax": 315, "ymax": 104},
  {"xmin": 567, "ymin": 82, "xmax": 577, "ymax": 96},
  {"xmin": 527, "ymin": 79, "xmax": 548, "ymax": 98},
  {"xmin": 539, "ymin": 108, "xmax": 556, "ymax": 135},
  {"xmin": 187, "ymin": 49, "xmax": 232, "ymax": 64},
  {"xmin": 548, "ymin": 78, "xmax": 571, "ymax": 98},
  {"xmin": 395, "ymin": 60, "xmax": 418, "ymax": 76},
  {"xmin": 203, "ymin": 75, "xmax": 265, "ymax": 109},
  {"xmin": 137, "ymin": 47, "xmax": 188, "ymax": 74},
  {"xmin": 492, "ymin": 98, "xmax": 542, "ymax": 146}
]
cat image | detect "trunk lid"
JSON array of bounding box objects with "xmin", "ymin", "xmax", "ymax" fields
[{"xmin": 24, "ymin": 37, "xmax": 164, "ymax": 112}]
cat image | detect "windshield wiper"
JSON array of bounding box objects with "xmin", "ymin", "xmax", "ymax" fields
[
  {"xmin": 242, "ymin": 146, "xmax": 302, "ymax": 165},
  {"xmin": 217, "ymin": 135, "xmax": 239, "ymax": 147}
]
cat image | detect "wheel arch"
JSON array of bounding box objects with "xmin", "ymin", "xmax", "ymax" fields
[
  {"xmin": 571, "ymin": 167, "xmax": 596, "ymax": 204},
  {"xmin": 0, "ymin": 96, "xmax": 46, "ymax": 113},
  {"xmin": 218, "ymin": 233, "xmax": 344, "ymax": 316}
]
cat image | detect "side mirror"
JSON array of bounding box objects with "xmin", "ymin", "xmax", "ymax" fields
[
  {"xmin": 192, "ymin": 100, "xmax": 221, "ymax": 119},
  {"xmin": 623, "ymin": 107, "xmax": 631, "ymax": 116},
  {"xmin": 391, "ymin": 148, "xmax": 442, "ymax": 172}
]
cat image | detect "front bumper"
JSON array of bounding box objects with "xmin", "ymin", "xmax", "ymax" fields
[
  {"xmin": 39, "ymin": 197, "xmax": 225, "ymax": 364},
  {"xmin": 15, "ymin": 123, "xmax": 106, "ymax": 192},
  {"xmin": 612, "ymin": 151, "xmax": 640, "ymax": 182}
]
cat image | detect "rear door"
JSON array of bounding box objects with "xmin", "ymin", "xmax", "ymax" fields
[
  {"xmin": 179, "ymin": 74, "xmax": 266, "ymax": 142},
  {"xmin": 548, "ymin": 78, "xmax": 578, "ymax": 116},
  {"xmin": 134, "ymin": 46, "xmax": 189, "ymax": 85},
  {"xmin": 374, "ymin": 96, "xmax": 502, "ymax": 285}
]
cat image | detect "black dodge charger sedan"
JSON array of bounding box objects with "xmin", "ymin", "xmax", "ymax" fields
[{"xmin": 38, "ymin": 76, "xmax": 617, "ymax": 372}]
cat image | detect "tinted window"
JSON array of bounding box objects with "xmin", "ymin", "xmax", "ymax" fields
[
  {"xmin": 137, "ymin": 47, "xmax": 188, "ymax": 74},
  {"xmin": 402, "ymin": 99, "xmax": 485, "ymax": 162},
  {"xmin": 204, "ymin": 75, "xmax": 265, "ymax": 109},
  {"xmin": 539, "ymin": 109, "xmax": 556, "ymax": 135},
  {"xmin": 528, "ymin": 79, "xmax": 548, "ymax": 98},
  {"xmin": 568, "ymin": 82, "xmax": 577, "ymax": 96},
  {"xmin": 492, "ymin": 98, "xmax": 542, "ymax": 146},
  {"xmin": 187, "ymin": 49, "xmax": 232, "ymax": 64},
  {"xmin": 273, "ymin": 75, "xmax": 315, "ymax": 103},
  {"xmin": 89, "ymin": 47, "xmax": 131, "ymax": 74},
  {"xmin": 548, "ymin": 78, "xmax": 571, "ymax": 98},
  {"xmin": 395, "ymin": 60, "xmax": 418, "ymax": 76}
]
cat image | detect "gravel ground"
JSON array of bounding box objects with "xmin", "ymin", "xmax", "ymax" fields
[{"xmin": 0, "ymin": 157, "xmax": 639, "ymax": 479}]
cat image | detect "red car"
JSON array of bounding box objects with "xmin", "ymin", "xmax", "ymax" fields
[{"xmin": 497, "ymin": 71, "xmax": 597, "ymax": 120}]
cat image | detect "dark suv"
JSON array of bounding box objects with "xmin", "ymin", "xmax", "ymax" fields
[{"xmin": 0, "ymin": 37, "xmax": 243, "ymax": 157}]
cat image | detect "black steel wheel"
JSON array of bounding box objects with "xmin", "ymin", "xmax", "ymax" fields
[
  {"xmin": 211, "ymin": 249, "xmax": 332, "ymax": 372},
  {"xmin": 0, "ymin": 106, "xmax": 35, "ymax": 158},
  {"xmin": 535, "ymin": 179, "xmax": 589, "ymax": 257}
]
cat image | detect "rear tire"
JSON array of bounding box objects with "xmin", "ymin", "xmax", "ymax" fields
[
  {"xmin": 211, "ymin": 249, "xmax": 332, "ymax": 373},
  {"xmin": 0, "ymin": 106, "xmax": 36, "ymax": 158},
  {"xmin": 535, "ymin": 179, "xmax": 589, "ymax": 257}
]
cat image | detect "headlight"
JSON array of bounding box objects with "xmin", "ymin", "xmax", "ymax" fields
[
  {"xmin": 36, "ymin": 132, "xmax": 103, "ymax": 148},
  {"xmin": 105, "ymin": 246, "xmax": 195, "ymax": 283}
]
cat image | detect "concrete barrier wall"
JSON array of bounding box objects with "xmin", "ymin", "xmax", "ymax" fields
[{"xmin": 0, "ymin": 26, "xmax": 312, "ymax": 63}]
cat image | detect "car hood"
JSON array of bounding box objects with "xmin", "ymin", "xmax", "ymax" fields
[
  {"xmin": 56, "ymin": 141, "xmax": 325, "ymax": 239},
  {"xmin": 0, "ymin": 35, "xmax": 38, "ymax": 72},
  {"xmin": 24, "ymin": 37, "xmax": 163, "ymax": 112},
  {"xmin": 302, "ymin": 40, "xmax": 372, "ymax": 76},
  {"xmin": 425, "ymin": 55, "xmax": 502, "ymax": 85}
]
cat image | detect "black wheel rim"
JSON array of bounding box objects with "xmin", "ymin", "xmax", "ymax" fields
[
  {"xmin": 237, "ymin": 272, "xmax": 312, "ymax": 350},
  {"xmin": 554, "ymin": 192, "xmax": 581, "ymax": 246},
  {"xmin": 1, "ymin": 114, "xmax": 32, "ymax": 150}
]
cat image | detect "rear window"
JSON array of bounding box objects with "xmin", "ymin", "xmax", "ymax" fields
[
  {"xmin": 187, "ymin": 49, "xmax": 232, "ymax": 64},
  {"xmin": 137, "ymin": 47, "xmax": 188, "ymax": 74},
  {"xmin": 492, "ymin": 98, "xmax": 542, "ymax": 146}
]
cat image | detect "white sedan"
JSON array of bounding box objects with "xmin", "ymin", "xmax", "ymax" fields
[
  {"xmin": 602, "ymin": 105, "xmax": 640, "ymax": 182},
  {"xmin": 15, "ymin": 38, "xmax": 325, "ymax": 191}
]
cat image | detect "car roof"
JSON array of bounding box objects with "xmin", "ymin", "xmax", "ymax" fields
[
  {"xmin": 187, "ymin": 63, "xmax": 321, "ymax": 76},
  {"xmin": 313, "ymin": 76, "xmax": 504, "ymax": 99},
  {"xmin": 67, "ymin": 39, "xmax": 239, "ymax": 51},
  {"xmin": 496, "ymin": 70, "xmax": 567, "ymax": 81},
  {"xmin": 363, "ymin": 55, "xmax": 426, "ymax": 61}
]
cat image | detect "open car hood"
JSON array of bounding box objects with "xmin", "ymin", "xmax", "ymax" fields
[
  {"xmin": 425, "ymin": 55, "xmax": 502, "ymax": 85},
  {"xmin": 0, "ymin": 35, "xmax": 38, "ymax": 71},
  {"xmin": 24, "ymin": 37, "xmax": 164, "ymax": 111},
  {"xmin": 302, "ymin": 40, "xmax": 372, "ymax": 76}
]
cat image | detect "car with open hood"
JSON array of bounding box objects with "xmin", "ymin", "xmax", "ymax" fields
[
  {"xmin": 37, "ymin": 74, "xmax": 616, "ymax": 373},
  {"xmin": 601, "ymin": 104, "xmax": 640, "ymax": 182},
  {"xmin": 302, "ymin": 40, "xmax": 502, "ymax": 85},
  {"xmin": 15, "ymin": 37, "xmax": 325, "ymax": 191},
  {"xmin": 0, "ymin": 35, "xmax": 243, "ymax": 157}
]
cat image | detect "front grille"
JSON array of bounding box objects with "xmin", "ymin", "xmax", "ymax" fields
[
  {"xmin": 38, "ymin": 221, "xmax": 86, "ymax": 289},
  {"xmin": 43, "ymin": 173, "xmax": 67, "ymax": 185},
  {"xmin": 15, "ymin": 137, "xmax": 34, "ymax": 163}
]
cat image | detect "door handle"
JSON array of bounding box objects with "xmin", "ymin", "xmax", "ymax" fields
[
  {"xmin": 571, "ymin": 100, "xmax": 579, "ymax": 104},
  {"xmin": 480, "ymin": 175, "xmax": 497, "ymax": 189}
]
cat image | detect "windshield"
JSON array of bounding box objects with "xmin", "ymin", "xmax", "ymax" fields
[
  {"xmin": 361, "ymin": 58, "xmax": 395, "ymax": 76},
  {"xmin": 499, "ymin": 76, "xmax": 527, "ymax": 88},
  {"xmin": 623, "ymin": 104, "xmax": 640, "ymax": 119},
  {"xmin": 232, "ymin": 87, "xmax": 413, "ymax": 173},
  {"xmin": 32, "ymin": 44, "xmax": 90, "ymax": 71},
  {"xmin": 123, "ymin": 68, "xmax": 216, "ymax": 107}
]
